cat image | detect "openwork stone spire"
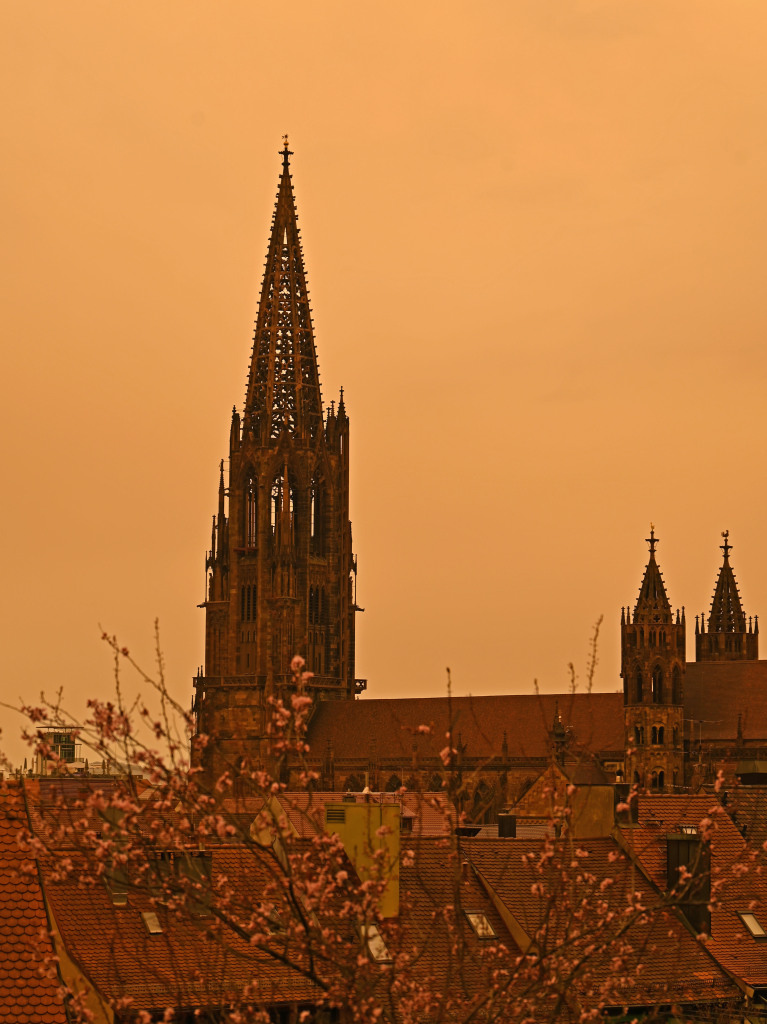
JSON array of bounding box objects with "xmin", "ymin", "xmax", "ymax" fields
[
  {"xmin": 696, "ymin": 531, "xmax": 758, "ymax": 661},
  {"xmin": 245, "ymin": 138, "xmax": 323, "ymax": 441}
]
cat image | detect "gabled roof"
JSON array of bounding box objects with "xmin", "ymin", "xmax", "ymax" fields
[
  {"xmin": 620, "ymin": 793, "xmax": 767, "ymax": 988},
  {"xmin": 42, "ymin": 844, "xmax": 323, "ymax": 1011},
  {"xmin": 380, "ymin": 836, "xmax": 521, "ymax": 1014},
  {"xmin": 307, "ymin": 692, "xmax": 624, "ymax": 764},
  {"xmin": 726, "ymin": 786, "xmax": 767, "ymax": 846},
  {"xmin": 465, "ymin": 836, "xmax": 736, "ymax": 1009},
  {"xmin": 0, "ymin": 782, "xmax": 67, "ymax": 1024}
]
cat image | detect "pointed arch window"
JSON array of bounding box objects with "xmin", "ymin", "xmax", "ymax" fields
[
  {"xmin": 310, "ymin": 478, "xmax": 325, "ymax": 556},
  {"xmin": 635, "ymin": 668, "xmax": 644, "ymax": 703},
  {"xmin": 270, "ymin": 473, "xmax": 295, "ymax": 545},
  {"xmin": 245, "ymin": 474, "xmax": 258, "ymax": 549},
  {"xmin": 672, "ymin": 665, "xmax": 681, "ymax": 704},
  {"xmin": 652, "ymin": 666, "xmax": 664, "ymax": 703}
]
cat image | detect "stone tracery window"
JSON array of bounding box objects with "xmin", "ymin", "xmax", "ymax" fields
[{"xmin": 245, "ymin": 473, "xmax": 258, "ymax": 548}]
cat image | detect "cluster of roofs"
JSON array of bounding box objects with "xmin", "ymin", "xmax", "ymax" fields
[{"xmin": 5, "ymin": 764, "xmax": 767, "ymax": 1022}]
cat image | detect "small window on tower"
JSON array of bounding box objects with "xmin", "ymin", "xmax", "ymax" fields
[{"xmin": 245, "ymin": 474, "xmax": 258, "ymax": 548}]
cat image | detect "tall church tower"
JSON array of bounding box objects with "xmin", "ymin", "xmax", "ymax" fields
[
  {"xmin": 696, "ymin": 531, "xmax": 758, "ymax": 661},
  {"xmin": 193, "ymin": 142, "xmax": 361, "ymax": 779},
  {"xmin": 621, "ymin": 528, "xmax": 685, "ymax": 792}
]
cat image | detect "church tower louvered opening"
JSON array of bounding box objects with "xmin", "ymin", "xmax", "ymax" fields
[
  {"xmin": 696, "ymin": 531, "xmax": 758, "ymax": 661},
  {"xmin": 192, "ymin": 142, "xmax": 362, "ymax": 781},
  {"xmin": 620, "ymin": 527, "xmax": 685, "ymax": 793}
]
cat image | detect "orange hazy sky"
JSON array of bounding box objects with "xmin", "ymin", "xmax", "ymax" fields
[{"xmin": 2, "ymin": 2, "xmax": 767, "ymax": 765}]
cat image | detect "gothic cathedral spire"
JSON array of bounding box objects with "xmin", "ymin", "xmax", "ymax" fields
[
  {"xmin": 244, "ymin": 139, "xmax": 323, "ymax": 442},
  {"xmin": 696, "ymin": 531, "xmax": 758, "ymax": 661},
  {"xmin": 193, "ymin": 142, "xmax": 361, "ymax": 782}
]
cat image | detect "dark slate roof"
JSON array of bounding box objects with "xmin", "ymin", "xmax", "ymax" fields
[
  {"xmin": 0, "ymin": 782, "xmax": 67, "ymax": 1024},
  {"xmin": 307, "ymin": 692, "xmax": 625, "ymax": 762},
  {"xmin": 685, "ymin": 661, "xmax": 767, "ymax": 740}
]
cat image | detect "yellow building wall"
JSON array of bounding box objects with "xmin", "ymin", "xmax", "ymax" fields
[{"xmin": 324, "ymin": 802, "xmax": 400, "ymax": 918}]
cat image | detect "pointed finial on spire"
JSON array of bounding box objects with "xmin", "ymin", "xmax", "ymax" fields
[
  {"xmin": 647, "ymin": 523, "xmax": 657, "ymax": 556},
  {"xmin": 281, "ymin": 133, "xmax": 292, "ymax": 170},
  {"xmin": 721, "ymin": 529, "xmax": 731, "ymax": 560}
]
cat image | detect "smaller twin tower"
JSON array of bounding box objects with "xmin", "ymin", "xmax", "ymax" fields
[
  {"xmin": 193, "ymin": 142, "xmax": 361, "ymax": 780},
  {"xmin": 621, "ymin": 527, "xmax": 758, "ymax": 791}
]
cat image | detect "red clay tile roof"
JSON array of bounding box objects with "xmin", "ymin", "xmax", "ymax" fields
[
  {"xmin": 43, "ymin": 844, "xmax": 322, "ymax": 1011},
  {"xmin": 726, "ymin": 786, "xmax": 767, "ymax": 846},
  {"xmin": 685, "ymin": 661, "xmax": 767, "ymax": 740},
  {"xmin": 0, "ymin": 782, "xmax": 67, "ymax": 1024},
  {"xmin": 307, "ymin": 692, "xmax": 625, "ymax": 763},
  {"xmin": 379, "ymin": 836, "xmax": 522, "ymax": 1017},
  {"xmin": 621, "ymin": 793, "xmax": 767, "ymax": 988},
  {"xmin": 465, "ymin": 835, "xmax": 736, "ymax": 1010}
]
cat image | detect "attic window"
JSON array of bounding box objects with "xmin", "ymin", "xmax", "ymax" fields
[
  {"xmin": 141, "ymin": 911, "xmax": 163, "ymax": 935},
  {"xmin": 739, "ymin": 913, "xmax": 767, "ymax": 939},
  {"xmin": 466, "ymin": 912, "xmax": 496, "ymax": 939},
  {"xmin": 361, "ymin": 924, "xmax": 392, "ymax": 963}
]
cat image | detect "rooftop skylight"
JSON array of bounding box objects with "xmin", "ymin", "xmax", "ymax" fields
[
  {"xmin": 141, "ymin": 911, "xmax": 163, "ymax": 935},
  {"xmin": 361, "ymin": 924, "xmax": 392, "ymax": 963},
  {"xmin": 740, "ymin": 912, "xmax": 767, "ymax": 939},
  {"xmin": 466, "ymin": 912, "xmax": 496, "ymax": 939}
]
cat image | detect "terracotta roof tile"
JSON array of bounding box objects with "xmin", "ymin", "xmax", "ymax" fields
[
  {"xmin": 622, "ymin": 793, "xmax": 767, "ymax": 988},
  {"xmin": 308, "ymin": 692, "xmax": 624, "ymax": 763},
  {"xmin": 43, "ymin": 844, "xmax": 323, "ymax": 1010},
  {"xmin": 465, "ymin": 835, "xmax": 736, "ymax": 1009},
  {"xmin": 0, "ymin": 782, "xmax": 67, "ymax": 1024},
  {"xmin": 685, "ymin": 661, "xmax": 767, "ymax": 740}
]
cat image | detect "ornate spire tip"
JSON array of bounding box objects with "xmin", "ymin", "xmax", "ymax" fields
[
  {"xmin": 721, "ymin": 529, "xmax": 731, "ymax": 560},
  {"xmin": 646, "ymin": 523, "xmax": 657, "ymax": 556}
]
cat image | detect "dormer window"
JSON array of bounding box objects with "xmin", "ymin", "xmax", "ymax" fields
[{"xmin": 739, "ymin": 912, "xmax": 767, "ymax": 938}]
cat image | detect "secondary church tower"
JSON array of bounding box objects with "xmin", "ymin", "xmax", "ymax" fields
[{"xmin": 193, "ymin": 142, "xmax": 361, "ymax": 779}]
